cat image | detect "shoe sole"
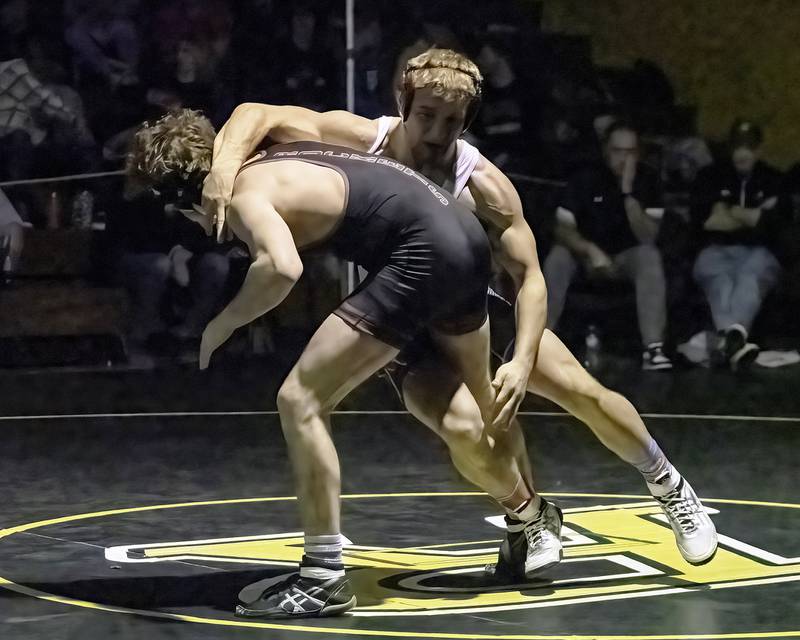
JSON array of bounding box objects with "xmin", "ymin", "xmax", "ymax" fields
[
  {"xmin": 524, "ymin": 553, "xmax": 563, "ymax": 579},
  {"xmin": 642, "ymin": 362, "xmax": 673, "ymax": 371},
  {"xmin": 488, "ymin": 560, "xmax": 561, "ymax": 583},
  {"xmin": 235, "ymin": 595, "xmax": 357, "ymax": 619},
  {"xmin": 683, "ymin": 546, "xmax": 718, "ymax": 566}
]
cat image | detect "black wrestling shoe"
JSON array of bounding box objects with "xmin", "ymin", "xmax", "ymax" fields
[
  {"xmin": 485, "ymin": 516, "xmax": 527, "ymax": 582},
  {"xmin": 235, "ymin": 572, "xmax": 356, "ymax": 619},
  {"xmin": 486, "ymin": 499, "xmax": 564, "ymax": 581}
]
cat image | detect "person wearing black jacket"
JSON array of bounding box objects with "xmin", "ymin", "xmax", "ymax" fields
[
  {"xmin": 544, "ymin": 121, "xmax": 672, "ymax": 370},
  {"xmin": 690, "ymin": 120, "xmax": 787, "ymax": 369}
]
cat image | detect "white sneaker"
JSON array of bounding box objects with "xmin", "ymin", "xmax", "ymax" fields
[
  {"xmin": 730, "ymin": 342, "xmax": 760, "ymax": 371},
  {"xmin": 523, "ymin": 499, "xmax": 564, "ymax": 577},
  {"xmin": 650, "ymin": 476, "xmax": 718, "ymax": 565},
  {"xmin": 643, "ymin": 343, "xmax": 673, "ymax": 370}
]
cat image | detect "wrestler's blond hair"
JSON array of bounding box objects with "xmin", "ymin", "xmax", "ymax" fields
[
  {"xmin": 126, "ymin": 108, "xmax": 216, "ymax": 185},
  {"xmin": 404, "ymin": 48, "xmax": 482, "ymax": 102}
]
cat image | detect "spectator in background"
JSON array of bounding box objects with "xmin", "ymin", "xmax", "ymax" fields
[
  {"xmin": 543, "ymin": 120, "xmax": 673, "ymax": 370},
  {"xmin": 23, "ymin": 34, "xmax": 99, "ymax": 177},
  {"xmin": 0, "ymin": 187, "xmax": 25, "ymax": 272},
  {"xmin": 63, "ymin": 1, "xmax": 144, "ymax": 142},
  {"xmin": 0, "ymin": 0, "xmax": 31, "ymax": 60},
  {"xmin": 0, "ymin": 57, "xmax": 77, "ymax": 180},
  {"xmin": 663, "ymin": 136, "xmax": 713, "ymax": 192},
  {"xmin": 690, "ymin": 120, "xmax": 786, "ymax": 369},
  {"xmin": 231, "ymin": 0, "xmax": 281, "ymax": 103},
  {"xmin": 351, "ymin": 3, "xmax": 384, "ymax": 117},
  {"xmin": 0, "ymin": 56, "xmax": 77, "ymax": 222},
  {"xmin": 275, "ymin": 2, "xmax": 340, "ymax": 112},
  {"xmin": 390, "ymin": 5, "xmax": 462, "ymax": 106},
  {"xmin": 148, "ymin": 0, "xmax": 234, "ymax": 121},
  {"xmin": 64, "ymin": 1, "xmax": 141, "ymax": 88},
  {"xmin": 473, "ymin": 42, "xmax": 525, "ymax": 170},
  {"xmin": 107, "ymin": 177, "xmax": 231, "ymax": 354}
]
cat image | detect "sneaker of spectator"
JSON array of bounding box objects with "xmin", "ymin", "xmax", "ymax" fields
[
  {"xmin": 710, "ymin": 324, "xmax": 760, "ymax": 372},
  {"xmin": 643, "ymin": 342, "xmax": 673, "ymax": 371}
]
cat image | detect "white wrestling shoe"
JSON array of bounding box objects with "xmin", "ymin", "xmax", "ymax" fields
[
  {"xmin": 523, "ymin": 498, "xmax": 564, "ymax": 577},
  {"xmin": 649, "ymin": 474, "xmax": 718, "ymax": 565}
]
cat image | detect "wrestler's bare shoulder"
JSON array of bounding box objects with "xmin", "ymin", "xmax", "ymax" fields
[{"xmin": 234, "ymin": 158, "xmax": 347, "ymax": 223}]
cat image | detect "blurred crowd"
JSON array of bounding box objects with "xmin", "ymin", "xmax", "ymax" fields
[{"xmin": 1, "ymin": 0, "xmax": 799, "ymax": 367}]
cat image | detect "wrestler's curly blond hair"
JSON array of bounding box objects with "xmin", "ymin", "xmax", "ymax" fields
[
  {"xmin": 126, "ymin": 109, "xmax": 216, "ymax": 185},
  {"xmin": 404, "ymin": 48, "xmax": 483, "ymax": 103}
]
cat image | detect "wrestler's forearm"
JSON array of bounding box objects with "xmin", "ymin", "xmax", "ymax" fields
[
  {"xmin": 212, "ymin": 104, "xmax": 275, "ymax": 169},
  {"xmin": 511, "ymin": 271, "xmax": 547, "ymax": 369},
  {"xmin": 212, "ymin": 259, "xmax": 300, "ymax": 331}
]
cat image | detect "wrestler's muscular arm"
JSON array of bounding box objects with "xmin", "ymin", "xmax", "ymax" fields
[
  {"xmin": 203, "ymin": 103, "xmax": 377, "ymax": 240},
  {"xmin": 199, "ymin": 188, "xmax": 303, "ymax": 369},
  {"xmin": 462, "ymin": 157, "xmax": 548, "ymax": 430}
]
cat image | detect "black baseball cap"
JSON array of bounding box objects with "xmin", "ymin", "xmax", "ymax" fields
[{"xmin": 729, "ymin": 119, "xmax": 763, "ymax": 150}]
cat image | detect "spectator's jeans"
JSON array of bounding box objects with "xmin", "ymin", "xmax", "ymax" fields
[
  {"xmin": 115, "ymin": 250, "xmax": 230, "ymax": 342},
  {"xmin": 544, "ymin": 244, "xmax": 668, "ymax": 346},
  {"xmin": 692, "ymin": 244, "xmax": 781, "ymax": 333}
]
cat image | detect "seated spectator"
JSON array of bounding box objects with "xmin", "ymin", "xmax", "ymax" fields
[
  {"xmin": 64, "ymin": 1, "xmax": 145, "ymax": 141},
  {"xmin": 474, "ymin": 42, "xmax": 526, "ymax": 170},
  {"xmin": 107, "ymin": 177, "xmax": 231, "ymax": 355},
  {"xmin": 351, "ymin": 3, "xmax": 384, "ymax": 118},
  {"xmin": 275, "ymin": 2, "xmax": 340, "ymax": 112},
  {"xmin": 24, "ymin": 34, "xmax": 100, "ymax": 177},
  {"xmin": 0, "ymin": 187, "xmax": 24, "ymax": 275},
  {"xmin": 0, "ymin": 56, "xmax": 78, "ymax": 222},
  {"xmin": 543, "ymin": 120, "xmax": 673, "ymax": 370},
  {"xmin": 0, "ymin": 0, "xmax": 31, "ymax": 60},
  {"xmin": 63, "ymin": 1, "xmax": 140, "ymax": 88},
  {"xmin": 146, "ymin": 0, "xmax": 234, "ymax": 121},
  {"xmin": 390, "ymin": 8, "xmax": 461, "ymax": 106},
  {"xmin": 690, "ymin": 119, "xmax": 787, "ymax": 369},
  {"xmin": 230, "ymin": 0, "xmax": 282, "ymax": 103},
  {"xmin": 0, "ymin": 57, "xmax": 77, "ymax": 181},
  {"xmin": 664, "ymin": 135, "xmax": 714, "ymax": 192}
]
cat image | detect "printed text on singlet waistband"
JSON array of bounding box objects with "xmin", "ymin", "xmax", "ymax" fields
[{"xmin": 269, "ymin": 149, "xmax": 450, "ymax": 206}]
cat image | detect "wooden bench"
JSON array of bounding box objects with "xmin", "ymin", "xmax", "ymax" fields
[{"xmin": 0, "ymin": 228, "xmax": 129, "ymax": 366}]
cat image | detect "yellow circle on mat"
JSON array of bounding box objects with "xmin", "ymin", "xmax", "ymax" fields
[{"xmin": 1, "ymin": 492, "xmax": 799, "ymax": 640}]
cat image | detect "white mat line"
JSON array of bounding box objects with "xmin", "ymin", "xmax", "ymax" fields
[{"xmin": 0, "ymin": 410, "xmax": 799, "ymax": 422}]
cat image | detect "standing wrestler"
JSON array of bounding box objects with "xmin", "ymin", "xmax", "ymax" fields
[
  {"xmin": 200, "ymin": 48, "xmax": 718, "ymax": 573},
  {"xmin": 129, "ymin": 110, "xmax": 539, "ymax": 618}
]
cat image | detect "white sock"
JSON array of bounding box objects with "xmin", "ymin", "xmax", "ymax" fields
[
  {"xmin": 634, "ymin": 439, "xmax": 680, "ymax": 495},
  {"xmin": 300, "ymin": 533, "xmax": 345, "ymax": 579}
]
